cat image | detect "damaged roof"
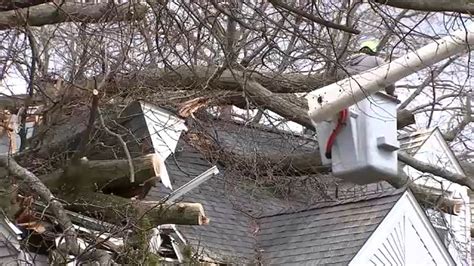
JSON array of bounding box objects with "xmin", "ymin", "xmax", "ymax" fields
[
  {"xmin": 147, "ymin": 141, "xmax": 297, "ymax": 263},
  {"xmin": 145, "ymin": 119, "xmax": 403, "ymax": 264}
]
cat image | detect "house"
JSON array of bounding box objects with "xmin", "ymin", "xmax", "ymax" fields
[
  {"xmin": 0, "ymin": 100, "xmax": 469, "ymax": 265},
  {"xmin": 145, "ymin": 138, "xmax": 455, "ymax": 264},
  {"xmin": 117, "ymin": 102, "xmax": 463, "ymax": 264}
]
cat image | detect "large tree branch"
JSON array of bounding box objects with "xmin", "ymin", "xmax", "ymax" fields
[
  {"xmin": 0, "ymin": 2, "xmax": 148, "ymax": 30},
  {"xmin": 372, "ymin": 0, "xmax": 474, "ymax": 14},
  {"xmin": 111, "ymin": 66, "xmax": 333, "ymax": 94},
  {"xmin": 177, "ymin": 69, "xmax": 415, "ymax": 129},
  {"xmin": 62, "ymin": 191, "xmax": 209, "ymax": 226},
  {"xmin": 0, "ymin": 0, "xmax": 50, "ymax": 11},
  {"xmin": 39, "ymin": 66, "xmax": 412, "ymax": 131}
]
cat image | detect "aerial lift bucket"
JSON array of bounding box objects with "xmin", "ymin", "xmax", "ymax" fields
[{"xmin": 305, "ymin": 25, "xmax": 474, "ymax": 184}]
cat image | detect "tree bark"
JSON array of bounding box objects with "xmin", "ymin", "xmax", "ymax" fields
[
  {"xmin": 373, "ymin": 0, "xmax": 474, "ymax": 14},
  {"xmin": 62, "ymin": 191, "xmax": 209, "ymax": 226},
  {"xmin": 44, "ymin": 154, "xmax": 161, "ymax": 192},
  {"xmin": 111, "ymin": 66, "xmax": 333, "ymax": 94},
  {"xmin": 0, "ymin": 0, "xmax": 50, "ymax": 11},
  {"xmin": 0, "ymin": 2, "xmax": 148, "ymax": 30}
]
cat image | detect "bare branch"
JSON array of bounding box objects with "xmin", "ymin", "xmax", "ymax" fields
[
  {"xmin": 97, "ymin": 107, "xmax": 135, "ymax": 183},
  {"xmin": 399, "ymin": 56, "xmax": 459, "ymax": 110},
  {"xmin": 398, "ymin": 152, "xmax": 474, "ymax": 190},
  {"xmin": 444, "ymin": 94, "xmax": 473, "ymax": 142},
  {"xmin": 268, "ymin": 0, "xmax": 360, "ymax": 34}
]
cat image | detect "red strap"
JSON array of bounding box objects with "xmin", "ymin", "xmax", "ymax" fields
[{"xmin": 325, "ymin": 109, "xmax": 348, "ymax": 159}]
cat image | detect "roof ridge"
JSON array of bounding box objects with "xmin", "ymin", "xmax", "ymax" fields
[{"xmin": 258, "ymin": 187, "xmax": 406, "ymax": 219}]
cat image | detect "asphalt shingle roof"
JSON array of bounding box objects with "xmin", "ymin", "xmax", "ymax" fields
[
  {"xmin": 146, "ymin": 134, "xmax": 404, "ymax": 264},
  {"xmin": 257, "ymin": 191, "xmax": 403, "ymax": 265},
  {"xmin": 147, "ymin": 143, "xmax": 295, "ymax": 263},
  {"xmin": 143, "ymin": 119, "xmax": 414, "ymax": 264}
]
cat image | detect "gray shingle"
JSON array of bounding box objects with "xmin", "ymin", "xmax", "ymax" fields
[{"xmin": 257, "ymin": 192, "xmax": 403, "ymax": 265}]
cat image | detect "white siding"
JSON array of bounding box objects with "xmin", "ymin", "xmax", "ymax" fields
[{"xmin": 350, "ymin": 191, "xmax": 454, "ymax": 265}]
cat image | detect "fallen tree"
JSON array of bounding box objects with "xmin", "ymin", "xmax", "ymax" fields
[
  {"xmin": 15, "ymin": 151, "xmax": 209, "ymax": 226},
  {"xmin": 185, "ymin": 129, "xmax": 469, "ymax": 215},
  {"xmin": 1, "ymin": 153, "xmax": 209, "ymax": 223},
  {"xmin": 0, "ymin": 152, "xmax": 208, "ymax": 262},
  {"xmin": 42, "ymin": 66, "xmax": 414, "ymax": 130}
]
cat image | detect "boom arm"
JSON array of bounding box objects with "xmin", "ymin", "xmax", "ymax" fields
[{"xmin": 306, "ymin": 26, "xmax": 474, "ymax": 123}]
